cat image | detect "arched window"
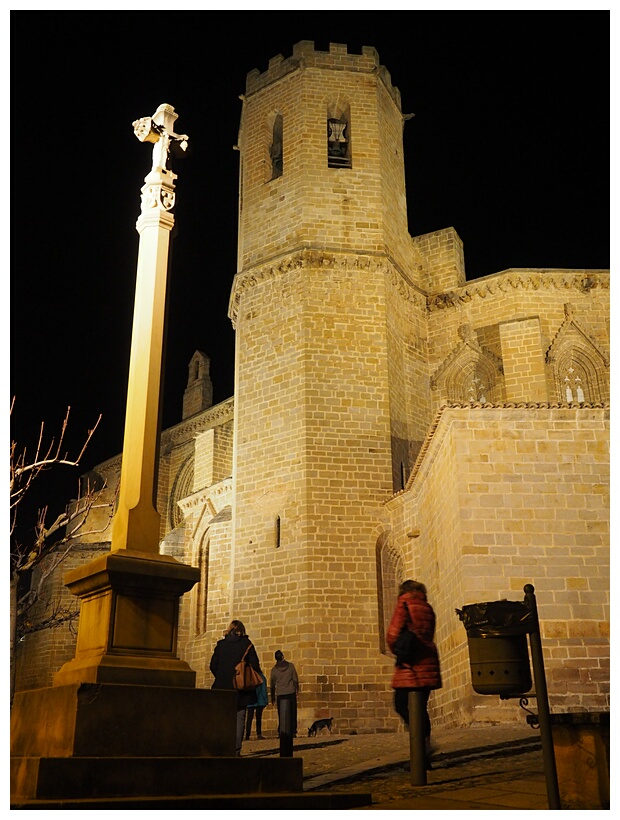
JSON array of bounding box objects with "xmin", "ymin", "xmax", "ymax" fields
[
  {"xmin": 546, "ymin": 305, "xmax": 610, "ymax": 404},
  {"xmin": 327, "ymin": 99, "xmax": 352, "ymax": 169},
  {"xmin": 563, "ymin": 366, "xmax": 585, "ymax": 403},
  {"xmin": 430, "ymin": 325, "xmax": 504, "ymax": 406},
  {"xmin": 168, "ymin": 455, "xmax": 194, "ymax": 531},
  {"xmin": 467, "ymin": 374, "xmax": 487, "ymax": 404},
  {"xmin": 376, "ymin": 534, "xmax": 405, "ymax": 654}
]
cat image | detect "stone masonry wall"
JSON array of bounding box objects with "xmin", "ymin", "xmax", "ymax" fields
[
  {"xmin": 412, "ymin": 228, "xmax": 466, "ymax": 294},
  {"xmin": 231, "ymin": 255, "xmax": 399, "ymax": 734},
  {"xmin": 386, "ymin": 405, "xmax": 610, "ymax": 728},
  {"xmin": 384, "ymin": 268, "xmax": 429, "ymax": 487}
]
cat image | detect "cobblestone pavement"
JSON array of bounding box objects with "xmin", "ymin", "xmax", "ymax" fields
[
  {"xmin": 316, "ymin": 748, "xmax": 547, "ymax": 809},
  {"xmin": 243, "ymin": 723, "xmax": 551, "ymax": 810}
]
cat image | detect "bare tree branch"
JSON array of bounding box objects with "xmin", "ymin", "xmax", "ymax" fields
[
  {"xmin": 9, "ymin": 404, "xmax": 102, "ymax": 510},
  {"xmin": 10, "ymin": 401, "xmax": 110, "ymax": 699}
]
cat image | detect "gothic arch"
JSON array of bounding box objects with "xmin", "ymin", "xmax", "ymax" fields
[
  {"xmin": 187, "ymin": 350, "xmax": 209, "ymax": 385},
  {"xmin": 546, "ymin": 304, "xmax": 610, "ymax": 403},
  {"xmin": 192, "ymin": 528, "xmax": 209, "ymax": 636},
  {"xmin": 168, "ymin": 455, "xmax": 194, "ymax": 530},
  {"xmin": 326, "ymin": 94, "xmax": 352, "ymax": 168},
  {"xmin": 430, "ymin": 324, "xmax": 505, "ymax": 405},
  {"xmin": 376, "ymin": 532, "xmax": 406, "ymax": 654},
  {"xmin": 265, "ymin": 110, "xmax": 283, "ymax": 181}
]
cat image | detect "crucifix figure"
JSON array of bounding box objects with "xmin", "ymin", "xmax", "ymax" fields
[
  {"xmin": 133, "ymin": 103, "xmax": 189, "ymax": 176},
  {"xmin": 132, "ymin": 104, "xmax": 189, "ymax": 213}
]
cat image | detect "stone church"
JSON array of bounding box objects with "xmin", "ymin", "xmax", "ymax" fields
[{"xmin": 16, "ymin": 42, "xmax": 609, "ymax": 735}]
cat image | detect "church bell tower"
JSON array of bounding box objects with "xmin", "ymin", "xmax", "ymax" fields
[{"xmin": 229, "ymin": 41, "xmax": 419, "ymax": 731}]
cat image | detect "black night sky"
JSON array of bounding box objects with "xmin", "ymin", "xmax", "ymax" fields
[{"xmin": 9, "ymin": 9, "xmax": 610, "ymax": 545}]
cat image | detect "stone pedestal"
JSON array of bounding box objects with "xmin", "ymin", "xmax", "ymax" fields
[
  {"xmin": 11, "ymin": 683, "xmax": 236, "ymax": 760},
  {"xmin": 10, "ymin": 682, "xmax": 304, "ymax": 804},
  {"xmin": 53, "ymin": 550, "xmax": 199, "ymax": 688}
]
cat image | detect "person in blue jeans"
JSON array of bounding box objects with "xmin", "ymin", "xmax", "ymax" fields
[
  {"xmin": 245, "ymin": 672, "xmax": 268, "ymax": 739},
  {"xmin": 270, "ymin": 650, "xmax": 299, "ymax": 737}
]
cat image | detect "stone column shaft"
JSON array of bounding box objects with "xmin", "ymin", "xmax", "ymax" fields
[{"xmin": 110, "ymin": 205, "xmax": 174, "ymax": 553}]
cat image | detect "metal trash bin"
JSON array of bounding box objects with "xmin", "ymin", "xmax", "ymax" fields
[{"xmin": 456, "ymin": 600, "xmax": 534, "ymax": 695}]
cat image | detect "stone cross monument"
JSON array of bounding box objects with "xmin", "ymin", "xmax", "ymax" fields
[
  {"xmin": 111, "ymin": 104, "xmax": 188, "ymax": 553},
  {"xmin": 52, "ymin": 105, "xmax": 199, "ymax": 688}
]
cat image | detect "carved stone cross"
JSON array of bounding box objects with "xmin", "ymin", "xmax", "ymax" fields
[{"xmin": 132, "ymin": 103, "xmax": 189, "ymax": 175}]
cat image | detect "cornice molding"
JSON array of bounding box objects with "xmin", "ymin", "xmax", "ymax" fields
[
  {"xmin": 161, "ymin": 397, "xmax": 234, "ymax": 448},
  {"xmin": 230, "ymin": 258, "xmax": 609, "ymax": 322},
  {"xmin": 229, "ymin": 248, "xmax": 426, "ymax": 325},
  {"xmin": 177, "ymin": 479, "xmax": 233, "ymax": 531},
  {"xmin": 427, "ymin": 269, "xmax": 609, "ymax": 311}
]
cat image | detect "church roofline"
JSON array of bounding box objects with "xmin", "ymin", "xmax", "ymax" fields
[
  {"xmin": 160, "ymin": 396, "xmax": 234, "ymax": 447},
  {"xmin": 427, "ymin": 268, "xmax": 609, "ymax": 311},
  {"xmin": 385, "ymin": 400, "xmax": 610, "ymax": 509},
  {"xmin": 85, "ymin": 397, "xmax": 235, "ymax": 476}
]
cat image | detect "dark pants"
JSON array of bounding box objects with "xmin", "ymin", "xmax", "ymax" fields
[
  {"xmin": 394, "ymin": 687, "xmax": 431, "ymax": 738},
  {"xmin": 276, "ymin": 693, "xmax": 297, "ymax": 737},
  {"xmin": 245, "ymin": 705, "xmax": 265, "ymax": 738}
]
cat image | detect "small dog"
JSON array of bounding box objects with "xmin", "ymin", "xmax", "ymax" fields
[{"xmin": 308, "ymin": 717, "xmax": 333, "ymax": 737}]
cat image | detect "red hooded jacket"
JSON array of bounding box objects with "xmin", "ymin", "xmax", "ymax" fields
[{"xmin": 386, "ymin": 590, "xmax": 442, "ymax": 690}]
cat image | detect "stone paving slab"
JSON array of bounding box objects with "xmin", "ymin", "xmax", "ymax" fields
[
  {"xmin": 243, "ymin": 721, "xmax": 541, "ymax": 784},
  {"xmin": 243, "ymin": 723, "xmax": 550, "ymax": 810}
]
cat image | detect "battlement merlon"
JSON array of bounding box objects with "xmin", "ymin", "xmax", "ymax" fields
[{"xmin": 245, "ymin": 40, "xmax": 402, "ymax": 110}]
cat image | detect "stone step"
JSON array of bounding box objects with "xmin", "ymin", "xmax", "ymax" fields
[
  {"xmin": 11, "ymin": 791, "xmax": 373, "ymax": 809},
  {"xmin": 12, "ymin": 755, "xmax": 303, "ymax": 802}
]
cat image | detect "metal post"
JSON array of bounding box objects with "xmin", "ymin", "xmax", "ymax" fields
[
  {"xmin": 524, "ymin": 584, "xmax": 561, "ymax": 810},
  {"xmin": 279, "ymin": 698, "xmax": 293, "ymax": 757},
  {"xmin": 408, "ymin": 690, "xmax": 427, "ymax": 786}
]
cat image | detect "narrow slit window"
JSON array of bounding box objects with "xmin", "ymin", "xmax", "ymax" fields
[
  {"xmin": 275, "ymin": 514, "xmax": 281, "ymax": 548},
  {"xmin": 270, "ymin": 114, "xmax": 283, "ymax": 179}
]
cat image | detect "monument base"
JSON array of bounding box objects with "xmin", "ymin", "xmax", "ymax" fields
[
  {"xmin": 53, "ymin": 549, "xmax": 200, "ymax": 688},
  {"xmin": 10, "ymin": 683, "xmax": 371, "ymax": 809},
  {"xmin": 10, "ymin": 683, "xmax": 236, "ymax": 761}
]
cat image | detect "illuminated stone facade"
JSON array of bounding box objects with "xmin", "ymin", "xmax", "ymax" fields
[{"xmin": 15, "ymin": 42, "xmax": 609, "ymax": 734}]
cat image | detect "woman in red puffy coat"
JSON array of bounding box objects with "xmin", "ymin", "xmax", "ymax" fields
[{"xmin": 387, "ymin": 580, "xmax": 442, "ymax": 752}]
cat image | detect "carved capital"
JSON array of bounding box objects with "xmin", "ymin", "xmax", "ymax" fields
[{"xmin": 139, "ymin": 183, "xmax": 176, "ymax": 213}]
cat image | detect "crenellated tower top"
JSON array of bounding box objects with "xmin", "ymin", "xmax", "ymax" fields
[
  {"xmin": 245, "ymin": 40, "xmax": 402, "ymax": 110},
  {"xmin": 235, "ymin": 40, "xmax": 413, "ymax": 278}
]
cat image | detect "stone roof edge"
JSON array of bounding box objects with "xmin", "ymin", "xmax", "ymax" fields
[
  {"xmin": 428, "ymin": 269, "xmax": 609, "ymax": 311},
  {"xmin": 86, "ymin": 398, "xmax": 235, "ymax": 475},
  {"xmin": 229, "ymin": 248, "xmax": 425, "ymax": 324},
  {"xmin": 161, "ymin": 397, "xmax": 235, "ymax": 447},
  {"xmin": 385, "ymin": 400, "xmax": 611, "ymax": 507}
]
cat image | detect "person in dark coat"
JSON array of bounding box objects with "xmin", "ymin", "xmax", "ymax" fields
[
  {"xmin": 386, "ymin": 580, "xmax": 442, "ymax": 764},
  {"xmin": 210, "ymin": 619, "xmax": 262, "ymax": 756}
]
